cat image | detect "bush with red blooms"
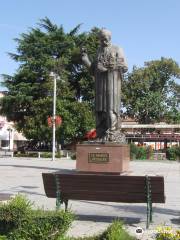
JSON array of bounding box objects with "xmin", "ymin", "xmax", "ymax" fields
[{"xmin": 85, "ymin": 129, "xmax": 97, "ymax": 140}]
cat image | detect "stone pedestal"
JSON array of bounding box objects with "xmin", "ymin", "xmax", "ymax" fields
[{"xmin": 76, "ymin": 143, "xmax": 130, "ymax": 174}]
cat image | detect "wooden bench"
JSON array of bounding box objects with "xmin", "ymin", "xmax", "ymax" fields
[{"xmin": 42, "ymin": 173, "xmax": 165, "ymax": 228}]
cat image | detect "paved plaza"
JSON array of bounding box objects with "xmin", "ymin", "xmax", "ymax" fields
[{"xmin": 0, "ymin": 157, "xmax": 180, "ymax": 239}]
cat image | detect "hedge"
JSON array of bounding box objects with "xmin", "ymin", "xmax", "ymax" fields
[{"xmin": 0, "ymin": 195, "xmax": 74, "ymax": 240}]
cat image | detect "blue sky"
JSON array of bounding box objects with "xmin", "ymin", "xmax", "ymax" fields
[{"xmin": 0, "ymin": 0, "xmax": 180, "ymax": 85}]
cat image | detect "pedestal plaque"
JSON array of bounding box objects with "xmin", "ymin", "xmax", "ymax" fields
[
  {"xmin": 88, "ymin": 153, "xmax": 109, "ymax": 163},
  {"xmin": 76, "ymin": 143, "xmax": 130, "ymax": 174}
]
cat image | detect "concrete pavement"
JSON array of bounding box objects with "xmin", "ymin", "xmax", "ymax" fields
[{"xmin": 0, "ymin": 157, "xmax": 180, "ymax": 239}]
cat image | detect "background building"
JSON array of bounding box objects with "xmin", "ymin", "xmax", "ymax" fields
[{"xmin": 0, "ymin": 91, "xmax": 27, "ymax": 151}]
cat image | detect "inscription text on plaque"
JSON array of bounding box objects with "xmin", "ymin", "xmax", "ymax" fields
[{"xmin": 88, "ymin": 153, "xmax": 109, "ymax": 163}]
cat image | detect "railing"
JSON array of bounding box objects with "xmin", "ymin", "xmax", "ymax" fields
[{"xmin": 126, "ymin": 134, "xmax": 180, "ymax": 140}]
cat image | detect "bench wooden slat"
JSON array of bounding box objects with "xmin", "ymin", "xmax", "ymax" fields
[
  {"xmin": 52, "ymin": 173, "xmax": 163, "ymax": 181},
  {"xmin": 42, "ymin": 172, "xmax": 164, "ymax": 184},
  {"xmin": 45, "ymin": 190, "xmax": 164, "ymax": 202},
  {"xmin": 54, "ymin": 179, "xmax": 164, "ymax": 185},
  {"xmin": 61, "ymin": 194, "xmax": 163, "ymax": 203},
  {"xmin": 60, "ymin": 183, "xmax": 163, "ymax": 192}
]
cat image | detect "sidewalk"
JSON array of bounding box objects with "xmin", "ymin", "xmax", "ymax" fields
[{"xmin": 0, "ymin": 158, "xmax": 180, "ymax": 239}]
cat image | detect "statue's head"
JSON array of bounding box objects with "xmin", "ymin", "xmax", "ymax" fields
[{"xmin": 99, "ymin": 28, "xmax": 111, "ymax": 47}]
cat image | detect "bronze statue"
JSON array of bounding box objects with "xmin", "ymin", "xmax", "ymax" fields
[{"xmin": 82, "ymin": 28, "xmax": 128, "ymax": 141}]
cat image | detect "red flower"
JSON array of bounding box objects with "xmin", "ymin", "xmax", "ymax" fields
[{"xmin": 85, "ymin": 129, "xmax": 97, "ymax": 140}]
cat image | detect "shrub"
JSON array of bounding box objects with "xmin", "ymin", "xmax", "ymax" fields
[
  {"xmin": 130, "ymin": 144, "xmax": 139, "ymax": 160},
  {"xmin": 174, "ymin": 146, "xmax": 180, "ymax": 160},
  {"xmin": 0, "ymin": 195, "xmax": 74, "ymax": 240},
  {"xmin": 166, "ymin": 146, "xmax": 180, "ymax": 161},
  {"xmin": 8, "ymin": 210, "xmax": 73, "ymax": 240},
  {"xmin": 136, "ymin": 146, "xmax": 147, "ymax": 160},
  {"xmin": 40, "ymin": 152, "xmax": 52, "ymax": 158},
  {"xmin": 156, "ymin": 226, "xmax": 180, "ymax": 240},
  {"xmin": 70, "ymin": 153, "xmax": 76, "ymax": 160},
  {"xmin": 14, "ymin": 152, "xmax": 38, "ymax": 158},
  {"xmin": 0, "ymin": 236, "xmax": 7, "ymax": 240},
  {"xmin": 130, "ymin": 143, "xmax": 154, "ymax": 160},
  {"xmin": 166, "ymin": 147, "xmax": 175, "ymax": 160},
  {"xmin": 0, "ymin": 195, "xmax": 32, "ymax": 235},
  {"xmin": 130, "ymin": 144, "xmax": 151, "ymax": 160},
  {"xmin": 14, "ymin": 152, "xmax": 62, "ymax": 158},
  {"xmin": 41, "ymin": 152, "xmax": 62, "ymax": 158},
  {"xmin": 101, "ymin": 221, "xmax": 135, "ymax": 240}
]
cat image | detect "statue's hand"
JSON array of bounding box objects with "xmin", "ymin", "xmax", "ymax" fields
[
  {"xmin": 97, "ymin": 63, "xmax": 107, "ymax": 72},
  {"xmin": 117, "ymin": 64, "xmax": 128, "ymax": 73},
  {"xmin": 119, "ymin": 66, "xmax": 128, "ymax": 73},
  {"xmin": 122, "ymin": 66, "xmax": 128, "ymax": 73},
  {"xmin": 81, "ymin": 47, "xmax": 87, "ymax": 57},
  {"xmin": 81, "ymin": 47, "xmax": 91, "ymax": 67}
]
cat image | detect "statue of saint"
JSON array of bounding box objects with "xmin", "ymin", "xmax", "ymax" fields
[{"xmin": 82, "ymin": 28, "xmax": 128, "ymax": 141}]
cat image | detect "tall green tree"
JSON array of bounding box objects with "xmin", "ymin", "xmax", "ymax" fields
[
  {"xmin": 164, "ymin": 82, "xmax": 180, "ymax": 123},
  {"xmin": 1, "ymin": 18, "xmax": 98, "ymax": 144},
  {"xmin": 122, "ymin": 58, "xmax": 180, "ymax": 123}
]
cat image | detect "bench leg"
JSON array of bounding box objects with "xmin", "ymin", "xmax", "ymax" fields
[
  {"xmin": 56, "ymin": 191, "xmax": 61, "ymax": 210},
  {"xmin": 150, "ymin": 200, "xmax": 153, "ymax": 223},
  {"xmin": 146, "ymin": 175, "xmax": 152, "ymax": 229},
  {"xmin": 55, "ymin": 175, "xmax": 61, "ymax": 210},
  {"xmin": 146, "ymin": 201, "xmax": 153, "ymax": 228},
  {"xmin": 146, "ymin": 201, "xmax": 150, "ymax": 229}
]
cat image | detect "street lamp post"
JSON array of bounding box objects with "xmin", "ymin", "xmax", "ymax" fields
[
  {"xmin": 50, "ymin": 72, "xmax": 57, "ymax": 161},
  {"xmin": 7, "ymin": 128, "xmax": 12, "ymax": 151}
]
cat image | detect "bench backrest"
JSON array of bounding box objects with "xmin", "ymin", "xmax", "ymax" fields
[{"xmin": 42, "ymin": 173, "xmax": 165, "ymax": 203}]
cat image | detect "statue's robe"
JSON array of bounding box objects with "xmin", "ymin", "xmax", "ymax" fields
[{"xmin": 93, "ymin": 45, "xmax": 127, "ymax": 135}]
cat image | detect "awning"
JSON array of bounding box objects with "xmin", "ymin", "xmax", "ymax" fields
[{"xmin": 0, "ymin": 129, "xmax": 9, "ymax": 140}]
